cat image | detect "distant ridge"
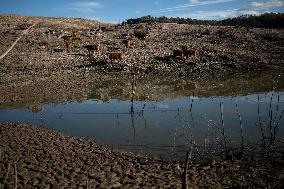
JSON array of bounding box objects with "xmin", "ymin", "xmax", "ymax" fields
[{"xmin": 124, "ymin": 12, "xmax": 284, "ymax": 29}]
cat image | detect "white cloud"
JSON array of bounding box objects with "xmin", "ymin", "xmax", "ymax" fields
[
  {"xmin": 171, "ymin": 0, "xmax": 284, "ymax": 20},
  {"xmin": 176, "ymin": 9, "xmax": 260, "ymax": 20},
  {"xmin": 249, "ymin": 0, "xmax": 284, "ymax": 10},
  {"xmin": 152, "ymin": 0, "xmax": 236, "ymax": 14},
  {"xmin": 57, "ymin": 1, "xmax": 102, "ymax": 13},
  {"xmin": 189, "ymin": 0, "xmax": 199, "ymax": 4}
]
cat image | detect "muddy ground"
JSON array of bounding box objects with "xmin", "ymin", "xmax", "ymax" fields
[
  {"xmin": 1, "ymin": 14, "xmax": 283, "ymax": 74},
  {"xmin": 0, "ymin": 15, "xmax": 284, "ymax": 188},
  {"xmin": 0, "ymin": 15, "xmax": 283, "ymax": 106},
  {"xmin": 1, "ymin": 123, "xmax": 283, "ymax": 188}
]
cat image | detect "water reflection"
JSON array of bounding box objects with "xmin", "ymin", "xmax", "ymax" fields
[{"xmin": 0, "ymin": 71, "xmax": 284, "ymax": 160}]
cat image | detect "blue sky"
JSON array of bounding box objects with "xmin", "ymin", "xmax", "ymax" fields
[{"xmin": 0, "ymin": 0, "xmax": 283, "ymax": 23}]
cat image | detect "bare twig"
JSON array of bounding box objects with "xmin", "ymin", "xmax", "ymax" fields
[
  {"xmin": 257, "ymin": 96, "xmax": 265, "ymax": 146},
  {"xmin": 273, "ymin": 94, "xmax": 281, "ymax": 138},
  {"xmin": 220, "ymin": 101, "xmax": 228, "ymax": 158},
  {"xmin": 275, "ymin": 109, "xmax": 284, "ymax": 134},
  {"xmin": 268, "ymin": 92, "xmax": 274, "ymax": 146},
  {"xmin": 130, "ymin": 111, "xmax": 136, "ymax": 143},
  {"xmin": 182, "ymin": 126, "xmax": 194, "ymax": 189},
  {"xmin": 182, "ymin": 149, "xmax": 192, "ymax": 189},
  {"xmin": 14, "ymin": 162, "xmax": 17, "ymax": 189},
  {"xmin": 3, "ymin": 163, "xmax": 11, "ymax": 188},
  {"xmin": 236, "ymin": 103, "xmax": 244, "ymax": 158},
  {"xmin": 189, "ymin": 96, "xmax": 195, "ymax": 128},
  {"xmin": 172, "ymin": 127, "xmax": 178, "ymax": 159},
  {"xmin": 130, "ymin": 73, "xmax": 136, "ymax": 114}
]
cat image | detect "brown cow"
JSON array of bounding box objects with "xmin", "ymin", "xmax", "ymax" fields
[
  {"xmin": 98, "ymin": 25, "xmax": 107, "ymax": 32},
  {"xmin": 122, "ymin": 39, "xmax": 133, "ymax": 49},
  {"xmin": 172, "ymin": 49, "xmax": 183, "ymax": 59},
  {"xmin": 17, "ymin": 23, "xmax": 33, "ymax": 30},
  {"xmin": 181, "ymin": 46, "xmax": 198, "ymax": 59},
  {"xmin": 183, "ymin": 49, "xmax": 197, "ymax": 59},
  {"xmin": 107, "ymin": 52, "xmax": 123, "ymax": 61},
  {"xmin": 134, "ymin": 28, "xmax": 147, "ymax": 40},
  {"xmin": 61, "ymin": 32, "xmax": 82, "ymax": 52},
  {"xmin": 83, "ymin": 44, "xmax": 101, "ymax": 57},
  {"xmin": 61, "ymin": 35, "xmax": 74, "ymax": 52}
]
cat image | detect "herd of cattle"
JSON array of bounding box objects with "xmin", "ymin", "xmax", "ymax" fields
[{"xmin": 35, "ymin": 23, "xmax": 198, "ymax": 62}]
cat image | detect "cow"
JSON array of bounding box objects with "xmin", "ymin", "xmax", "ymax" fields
[
  {"xmin": 122, "ymin": 39, "xmax": 133, "ymax": 49},
  {"xmin": 98, "ymin": 25, "xmax": 107, "ymax": 32},
  {"xmin": 181, "ymin": 46, "xmax": 198, "ymax": 59},
  {"xmin": 172, "ymin": 49, "xmax": 183, "ymax": 59},
  {"xmin": 83, "ymin": 44, "xmax": 102, "ymax": 57},
  {"xmin": 134, "ymin": 28, "xmax": 147, "ymax": 40},
  {"xmin": 183, "ymin": 49, "xmax": 197, "ymax": 59},
  {"xmin": 107, "ymin": 52, "xmax": 123, "ymax": 61},
  {"xmin": 17, "ymin": 23, "xmax": 33, "ymax": 30},
  {"xmin": 61, "ymin": 35, "xmax": 74, "ymax": 52},
  {"xmin": 61, "ymin": 31, "xmax": 82, "ymax": 52}
]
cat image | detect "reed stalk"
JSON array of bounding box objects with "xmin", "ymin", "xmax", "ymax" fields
[
  {"xmin": 172, "ymin": 127, "xmax": 178, "ymax": 159},
  {"xmin": 189, "ymin": 95, "xmax": 195, "ymax": 128},
  {"xmin": 272, "ymin": 94, "xmax": 280, "ymax": 141},
  {"xmin": 130, "ymin": 73, "xmax": 136, "ymax": 114},
  {"xmin": 269, "ymin": 92, "xmax": 274, "ymax": 146},
  {"xmin": 236, "ymin": 103, "xmax": 244, "ymax": 158},
  {"xmin": 257, "ymin": 95, "xmax": 265, "ymax": 146},
  {"xmin": 14, "ymin": 162, "xmax": 17, "ymax": 189},
  {"xmin": 3, "ymin": 163, "xmax": 11, "ymax": 189},
  {"xmin": 220, "ymin": 101, "xmax": 228, "ymax": 159}
]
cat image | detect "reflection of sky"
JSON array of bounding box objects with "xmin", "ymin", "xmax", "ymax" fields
[
  {"xmin": 1, "ymin": 91, "xmax": 283, "ymax": 159},
  {"xmin": 237, "ymin": 91, "xmax": 284, "ymax": 104}
]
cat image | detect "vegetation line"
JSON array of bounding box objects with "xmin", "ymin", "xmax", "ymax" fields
[{"xmin": 124, "ymin": 13, "xmax": 284, "ymax": 29}]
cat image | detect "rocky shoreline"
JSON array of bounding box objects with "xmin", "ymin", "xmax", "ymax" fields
[{"xmin": 1, "ymin": 122, "xmax": 283, "ymax": 188}]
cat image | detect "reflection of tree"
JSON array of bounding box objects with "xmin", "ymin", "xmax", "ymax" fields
[
  {"xmin": 116, "ymin": 114, "xmax": 120, "ymax": 127},
  {"xmin": 130, "ymin": 111, "xmax": 136, "ymax": 143},
  {"xmin": 86, "ymin": 71, "xmax": 284, "ymax": 103},
  {"xmin": 141, "ymin": 113, "xmax": 148, "ymax": 129},
  {"xmin": 3, "ymin": 72, "xmax": 283, "ymax": 115}
]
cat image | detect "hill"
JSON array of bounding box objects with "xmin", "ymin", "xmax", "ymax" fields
[{"xmin": 124, "ymin": 12, "xmax": 284, "ymax": 29}]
